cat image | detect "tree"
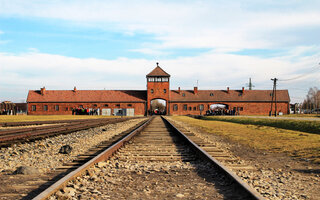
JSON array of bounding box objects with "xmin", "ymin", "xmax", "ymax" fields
[
  {"xmin": 302, "ymin": 87, "xmax": 320, "ymax": 113},
  {"xmin": 151, "ymin": 99, "xmax": 166, "ymax": 112}
]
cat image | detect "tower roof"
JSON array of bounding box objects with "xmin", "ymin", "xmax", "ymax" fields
[{"xmin": 146, "ymin": 63, "xmax": 170, "ymax": 77}]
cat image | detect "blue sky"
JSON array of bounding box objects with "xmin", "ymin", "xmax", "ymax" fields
[{"xmin": 0, "ymin": 0, "xmax": 320, "ymax": 103}]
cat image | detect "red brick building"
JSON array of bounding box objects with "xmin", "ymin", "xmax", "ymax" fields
[{"xmin": 27, "ymin": 64, "xmax": 290, "ymax": 116}]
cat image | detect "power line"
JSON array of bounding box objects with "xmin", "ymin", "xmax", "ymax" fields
[{"xmin": 278, "ymin": 63, "xmax": 320, "ymax": 82}]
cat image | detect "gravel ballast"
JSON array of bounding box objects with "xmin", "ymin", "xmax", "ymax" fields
[{"xmin": 0, "ymin": 118, "xmax": 146, "ymax": 174}]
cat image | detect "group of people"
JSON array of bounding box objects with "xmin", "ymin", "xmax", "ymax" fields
[
  {"xmin": 0, "ymin": 109, "xmax": 15, "ymax": 115},
  {"xmin": 205, "ymin": 108, "xmax": 238, "ymax": 116},
  {"xmin": 72, "ymin": 107, "xmax": 100, "ymax": 115}
]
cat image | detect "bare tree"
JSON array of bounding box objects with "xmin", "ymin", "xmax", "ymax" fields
[
  {"xmin": 151, "ymin": 100, "xmax": 166, "ymax": 112},
  {"xmin": 302, "ymin": 87, "xmax": 320, "ymax": 113}
]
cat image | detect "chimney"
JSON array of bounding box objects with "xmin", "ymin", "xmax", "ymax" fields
[
  {"xmin": 178, "ymin": 87, "xmax": 181, "ymax": 94},
  {"xmin": 194, "ymin": 87, "xmax": 198, "ymax": 95},
  {"xmin": 227, "ymin": 87, "xmax": 229, "ymax": 93},
  {"xmin": 40, "ymin": 87, "xmax": 46, "ymax": 95},
  {"xmin": 73, "ymin": 86, "xmax": 77, "ymax": 92},
  {"xmin": 242, "ymin": 87, "xmax": 245, "ymax": 93}
]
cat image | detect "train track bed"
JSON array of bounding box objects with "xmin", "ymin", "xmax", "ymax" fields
[
  {"xmin": 167, "ymin": 117, "xmax": 320, "ymax": 200},
  {"xmin": 0, "ymin": 118, "xmax": 134, "ymax": 147},
  {"xmin": 48, "ymin": 117, "xmax": 256, "ymax": 200},
  {"xmin": 0, "ymin": 118, "xmax": 147, "ymax": 199}
]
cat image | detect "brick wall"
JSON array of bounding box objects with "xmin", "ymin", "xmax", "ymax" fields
[
  {"xmin": 27, "ymin": 102, "xmax": 146, "ymax": 115},
  {"xmin": 169, "ymin": 102, "xmax": 289, "ymax": 116}
]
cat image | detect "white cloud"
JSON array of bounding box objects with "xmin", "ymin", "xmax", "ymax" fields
[
  {"xmin": 1, "ymin": 1, "xmax": 320, "ymax": 51},
  {"xmin": 0, "ymin": 49, "xmax": 318, "ymax": 103}
]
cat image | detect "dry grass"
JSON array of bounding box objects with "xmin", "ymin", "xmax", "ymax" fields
[
  {"xmin": 203, "ymin": 116, "xmax": 320, "ymax": 135},
  {"xmin": 283, "ymin": 114, "xmax": 320, "ymax": 118},
  {"xmin": 171, "ymin": 116, "xmax": 320, "ymax": 164},
  {"xmin": 0, "ymin": 115, "xmax": 119, "ymax": 123}
]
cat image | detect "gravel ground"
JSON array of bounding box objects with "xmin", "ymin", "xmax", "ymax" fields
[
  {"xmin": 168, "ymin": 117, "xmax": 320, "ymax": 200},
  {"xmin": 0, "ymin": 118, "xmax": 146, "ymax": 174}
]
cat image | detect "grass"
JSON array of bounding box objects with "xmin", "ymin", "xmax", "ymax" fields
[
  {"xmin": 200, "ymin": 116, "xmax": 320, "ymax": 135},
  {"xmin": 171, "ymin": 116, "xmax": 320, "ymax": 164},
  {"xmin": 283, "ymin": 114, "xmax": 320, "ymax": 118},
  {"xmin": 0, "ymin": 115, "xmax": 119, "ymax": 123}
]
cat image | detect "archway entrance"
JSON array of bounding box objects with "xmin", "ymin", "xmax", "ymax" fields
[{"xmin": 150, "ymin": 99, "xmax": 167, "ymax": 115}]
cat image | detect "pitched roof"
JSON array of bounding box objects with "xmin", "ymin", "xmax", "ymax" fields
[
  {"xmin": 27, "ymin": 90, "xmax": 147, "ymax": 103},
  {"xmin": 146, "ymin": 66, "xmax": 170, "ymax": 77},
  {"xmin": 170, "ymin": 89, "xmax": 290, "ymax": 102}
]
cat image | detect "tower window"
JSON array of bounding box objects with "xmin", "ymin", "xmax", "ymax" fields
[
  {"xmin": 44, "ymin": 105, "xmax": 48, "ymax": 111},
  {"xmin": 32, "ymin": 105, "xmax": 36, "ymax": 111},
  {"xmin": 55, "ymin": 105, "xmax": 59, "ymax": 111},
  {"xmin": 128, "ymin": 104, "xmax": 132, "ymax": 107},
  {"xmin": 193, "ymin": 106, "xmax": 197, "ymax": 110},
  {"xmin": 164, "ymin": 89, "xmax": 166, "ymax": 93},
  {"xmin": 104, "ymin": 104, "xmax": 109, "ymax": 107},
  {"xmin": 210, "ymin": 93, "xmax": 214, "ymax": 96},
  {"xmin": 182, "ymin": 93, "xmax": 185, "ymax": 97},
  {"xmin": 151, "ymin": 89, "xmax": 154, "ymax": 93},
  {"xmin": 162, "ymin": 77, "xmax": 169, "ymax": 82}
]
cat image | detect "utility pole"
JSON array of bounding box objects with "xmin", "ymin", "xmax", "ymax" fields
[
  {"xmin": 246, "ymin": 78, "xmax": 255, "ymax": 90},
  {"xmin": 270, "ymin": 78, "xmax": 278, "ymax": 117}
]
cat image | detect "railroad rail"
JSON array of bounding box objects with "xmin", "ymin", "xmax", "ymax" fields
[
  {"xmin": 0, "ymin": 118, "xmax": 136, "ymax": 147},
  {"xmin": 0, "ymin": 118, "xmax": 116, "ymax": 127},
  {"xmin": 26, "ymin": 116, "xmax": 264, "ymax": 200}
]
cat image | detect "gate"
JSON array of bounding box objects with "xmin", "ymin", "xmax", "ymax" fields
[
  {"xmin": 126, "ymin": 108, "xmax": 135, "ymax": 116},
  {"xmin": 101, "ymin": 108, "xmax": 111, "ymax": 116}
]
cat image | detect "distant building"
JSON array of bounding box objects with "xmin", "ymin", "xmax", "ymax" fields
[{"xmin": 27, "ymin": 64, "xmax": 290, "ymax": 116}]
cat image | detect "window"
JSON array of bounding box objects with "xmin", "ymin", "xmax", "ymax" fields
[
  {"xmin": 44, "ymin": 105, "xmax": 48, "ymax": 111},
  {"xmin": 93, "ymin": 104, "xmax": 97, "ymax": 107},
  {"xmin": 32, "ymin": 105, "xmax": 36, "ymax": 111},
  {"xmin": 162, "ymin": 77, "xmax": 169, "ymax": 82},
  {"xmin": 157, "ymin": 77, "xmax": 162, "ymax": 82},
  {"xmin": 210, "ymin": 93, "xmax": 214, "ymax": 96},
  {"xmin": 193, "ymin": 107, "xmax": 197, "ymax": 111},
  {"xmin": 148, "ymin": 77, "xmax": 155, "ymax": 82},
  {"xmin": 182, "ymin": 93, "xmax": 185, "ymax": 97},
  {"xmin": 199, "ymin": 104, "xmax": 204, "ymax": 111},
  {"xmin": 151, "ymin": 89, "xmax": 154, "ymax": 93},
  {"xmin": 55, "ymin": 105, "xmax": 59, "ymax": 111},
  {"xmin": 79, "ymin": 105, "xmax": 83, "ymax": 108},
  {"xmin": 173, "ymin": 104, "xmax": 178, "ymax": 111},
  {"xmin": 238, "ymin": 93, "xmax": 242, "ymax": 96},
  {"xmin": 128, "ymin": 104, "xmax": 132, "ymax": 107},
  {"xmin": 189, "ymin": 107, "xmax": 192, "ymax": 111},
  {"xmin": 104, "ymin": 104, "xmax": 109, "ymax": 107},
  {"xmin": 116, "ymin": 104, "xmax": 120, "ymax": 107},
  {"xmin": 65, "ymin": 107, "xmax": 69, "ymax": 111},
  {"xmin": 240, "ymin": 107, "xmax": 243, "ymax": 111},
  {"xmin": 164, "ymin": 89, "xmax": 166, "ymax": 93},
  {"xmin": 183, "ymin": 104, "xmax": 188, "ymax": 110}
]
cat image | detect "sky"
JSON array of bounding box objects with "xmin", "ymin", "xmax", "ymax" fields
[{"xmin": 0, "ymin": 0, "xmax": 320, "ymax": 103}]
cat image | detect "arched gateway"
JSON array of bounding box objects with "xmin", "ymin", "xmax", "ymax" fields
[{"xmin": 146, "ymin": 63, "xmax": 170, "ymax": 115}]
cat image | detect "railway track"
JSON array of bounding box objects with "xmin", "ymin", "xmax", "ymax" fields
[
  {"xmin": 0, "ymin": 118, "xmax": 134, "ymax": 147},
  {"xmin": 0, "ymin": 118, "xmax": 149, "ymax": 199},
  {"xmin": 24, "ymin": 116, "xmax": 264, "ymax": 200}
]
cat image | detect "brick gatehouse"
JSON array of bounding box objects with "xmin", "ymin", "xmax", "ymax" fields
[{"xmin": 27, "ymin": 64, "xmax": 290, "ymax": 116}]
